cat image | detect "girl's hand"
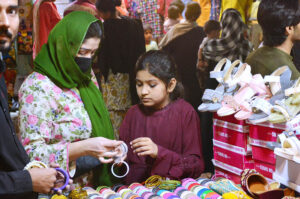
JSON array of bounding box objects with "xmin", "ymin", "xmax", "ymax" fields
[{"xmin": 130, "ymin": 137, "xmax": 158, "ymax": 158}]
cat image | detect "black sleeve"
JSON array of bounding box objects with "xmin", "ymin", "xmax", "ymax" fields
[{"xmin": 0, "ymin": 170, "xmax": 33, "ymax": 196}]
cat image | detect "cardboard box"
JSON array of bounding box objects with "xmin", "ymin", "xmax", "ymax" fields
[
  {"xmin": 254, "ymin": 160, "xmax": 275, "ymax": 179},
  {"xmin": 250, "ymin": 138, "xmax": 276, "ymax": 164},
  {"xmin": 249, "ymin": 122, "xmax": 286, "ymax": 142},
  {"xmin": 213, "ymin": 119, "xmax": 250, "ymax": 153},
  {"xmin": 213, "ymin": 159, "xmax": 243, "ymax": 184},
  {"xmin": 214, "ymin": 113, "xmax": 247, "ymax": 125},
  {"xmin": 213, "ymin": 139, "xmax": 254, "ymax": 169}
]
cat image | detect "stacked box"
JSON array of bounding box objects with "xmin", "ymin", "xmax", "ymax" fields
[
  {"xmin": 212, "ymin": 114, "xmax": 254, "ymax": 184},
  {"xmin": 249, "ymin": 121, "xmax": 287, "ymax": 179}
]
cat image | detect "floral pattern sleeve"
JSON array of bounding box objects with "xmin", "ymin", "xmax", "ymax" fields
[{"xmin": 19, "ymin": 72, "xmax": 92, "ymax": 172}]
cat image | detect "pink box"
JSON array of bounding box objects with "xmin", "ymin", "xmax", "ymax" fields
[
  {"xmin": 213, "ymin": 113, "xmax": 246, "ymax": 125},
  {"xmin": 254, "ymin": 160, "xmax": 275, "ymax": 179},
  {"xmin": 213, "ymin": 119, "xmax": 249, "ymax": 152},
  {"xmin": 213, "ymin": 140, "xmax": 254, "ymax": 169},
  {"xmin": 214, "ymin": 167, "xmax": 241, "ymax": 185}
]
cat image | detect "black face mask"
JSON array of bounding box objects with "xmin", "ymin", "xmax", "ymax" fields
[{"xmin": 74, "ymin": 57, "xmax": 92, "ymax": 73}]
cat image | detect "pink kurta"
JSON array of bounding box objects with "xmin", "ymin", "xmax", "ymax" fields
[{"xmin": 119, "ymin": 99, "xmax": 204, "ymax": 184}]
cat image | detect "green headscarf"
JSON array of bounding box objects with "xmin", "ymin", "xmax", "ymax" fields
[{"xmin": 34, "ymin": 11, "xmax": 115, "ymax": 185}]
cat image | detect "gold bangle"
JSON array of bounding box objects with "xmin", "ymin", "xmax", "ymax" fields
[
  {"xmin": 145, "ymin": 175, "xmax": 165, "ymax": 188},
  {"xmin": 24, "ymin": 160, "xmax": 47, "ymax": 170}
]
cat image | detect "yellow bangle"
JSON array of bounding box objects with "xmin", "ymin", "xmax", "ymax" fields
[{"xmin": 145, "ymin": 175, "xmax": 165, "ymax": 188}]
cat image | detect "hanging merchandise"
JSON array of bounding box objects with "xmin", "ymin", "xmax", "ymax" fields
[
  {"xmin": 18, "ymin": 1, "xmax": 33, "ymax": 54},
  {"xmin": 126, "ymin": 0, "xmax": 163, "ymax": 38}
]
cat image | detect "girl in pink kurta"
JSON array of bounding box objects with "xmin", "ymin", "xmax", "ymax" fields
[{"xmin": 119, "ymin": 50, "xmax": 204, "ymax": 184}]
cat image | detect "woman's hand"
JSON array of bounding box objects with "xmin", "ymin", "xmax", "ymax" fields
[
  {"xmin": 84, "ymin": 137, "xmax": 123, "ymax": 163},
  {"xmin": 28, "ymin": 168, "xmax": 57, "ymax": 194},
  {"xmin": 130, "ymin": 137, "xmax": 158, "ymax": 158},
  {"xmin": 49, "ymin": 163, "xmax": 73, "ymax": 195}
]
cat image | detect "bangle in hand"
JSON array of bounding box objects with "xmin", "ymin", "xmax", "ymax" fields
[{"xmin": 111, "ymin": 161, "xmax": 129, "ymax": 178}]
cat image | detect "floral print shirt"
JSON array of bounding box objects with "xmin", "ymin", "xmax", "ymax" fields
[{"xmin": 19, "ymin": 72, "xmax": 98, "ymax": 174}]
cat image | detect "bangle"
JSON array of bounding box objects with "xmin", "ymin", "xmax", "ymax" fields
[
  {"xmin": 145, "ymin": 175, "xmax": 164, "ymax": 188},
  {"xmin": 111, "ymin": 161, "xmax": 129, "ymax": 178},
  {"xmin": 24, "ymin": 160, "xmax": 47, "ymax": 170}
]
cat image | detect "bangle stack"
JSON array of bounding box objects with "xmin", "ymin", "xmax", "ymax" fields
[{"xmin": 24, "ymin": 160, "xmax": 47, "ymax": 170}]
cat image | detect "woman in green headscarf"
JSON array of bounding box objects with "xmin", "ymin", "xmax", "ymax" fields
[{"xmin": 19, "ymin": 11, "xmax": 122, "ymax": 186}]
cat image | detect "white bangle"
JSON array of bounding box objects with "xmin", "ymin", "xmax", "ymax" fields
[{"xmin": 111, "ymin": 161, "xmax": 129, "ymax": 178}]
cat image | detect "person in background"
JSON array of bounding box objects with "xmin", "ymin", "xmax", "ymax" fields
[
  {"xmin": 32, "ymin": 0, "xmax": 61, "ymax": 59},
  {"xmin": 144, "ymin": 24, "xmax": 158, "ymax": 52},
  {"xmin": 0, "ymin": 0, "xmax": 71, "ymax": 198},
  {"xmin": 169, "ymin": 0, "xmax": 185, "ymax": 22},
  {"xmin": 159, "ymin": 2, "xmax": 205, "ymax": 110},
  {"xmin": 19, "ymin": 11, "xmax": 123, "ymax": 187},
  {"xmin": 248, "ymin": 0, "xmax": 262, "ymax": 50},
  {"xmin": 63, "ymin": 0, "xmax": 101, "ymax": 19},
  {"xmin": 193, "ymin": 0, "xmax": 211, "ymax": 27},
  {"xmin": 201, "ymin": 8, "xmax": 252, "ymax": 173},
  {"xmin": 197, "ymin": 20, "xmax": 220, "ymax": 70},
  {"xmin": 116, "ymin": 0, "xmax": 129, "ymax": 16},
  {"xmin": 202, "ymin": 9, "xmax": 252, "ymax": 76},
  {"xmin": 246, "ymin": 0, "xmax": 300, "ymax": 79},
  {"xmin": 196, "ymin": 20, "xmax": 220, "ymax": 92},
  {"xmin": 163, "ymin": 5, "xmax": 180, "ymax": 33},
  {"xmin": 96, "ymin": 0, "xmax": 145, "ymax": 137},
  {"xmin": 120, "ymin": 50, "xmax": 204, "ymax": 184},
  {"xmin": 219, "ymin": 0, "xmax": 252, "ymax": 23}
]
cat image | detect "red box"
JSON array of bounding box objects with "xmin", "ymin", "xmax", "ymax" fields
[
  {"xmin": 213, "ymin": 113, "xmax": 246, "ymax": 125},
  {"xmin": 251, "ymin": 144, "xmax": 275, "ymax": 164},
  {"xmin": 213, "ymin": 140, "xmax": 254, "ymax": 169},
  {"xmin": 254, "ymin": 160, "xmax": 275, "ymax": 179},
  {"xmin": 213, "ymin": 159, "xmax": 244, "ymax": 184},
  {"xmin": 214, "ymin": 167, "xmax": 241, "ymax": 185},
  {"xmin": 249, "ymin": 122, "xmax": 286, "ymax": 142},
  {"xmin": 213, "ymin": 119, "xmax": 250, "ymax": 152}
]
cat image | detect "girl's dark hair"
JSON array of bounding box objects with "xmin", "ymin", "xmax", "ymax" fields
[
  {"xmin": 84, "ymin": 21, "xmax": 103, "ymax": 40},
  {"xmin": 96, "ymin": 0, "xmax": 121, "ymax": 13},
  {"xmin": 135, "ymin": 50, "xmax": 184, "ymax": 101}
]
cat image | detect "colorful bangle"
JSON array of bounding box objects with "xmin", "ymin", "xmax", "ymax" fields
[
  {"xmin": 188, "ymin": 182, "xmax": 200, "ymax": 190},
  {"xmin": 142, "ymin": 192, "xmax": 153, "ymax": 198},
  {"xmin": 119, "ymin": 188, "xmax": 132, "ymax": 197},
  {"xmin": 145, "ymin": 175, "xmax": 164, "ymax": 188},
  {"xmin": 123, "ymin": 191, "xmax": 134, "ymax": 199},
  {"xmin": 180, "ymin": 191, "xmax": 196, "ymax": 199},
  {"xmin": 128, "ymin": 183, "xmax": 142, "ymax": 190},
  {"xmin": 196, "ymin": 188, "xmax": 210, "ymax": 197},
  {"xmin": 159, "ymin": 180, "xmax": 181, "ymax": 190},
  {"xmin": 96, "ymin": 186, "xmax": 109, "ymax": 193},
  {"xmin": 200, "ymin": 189, "xmax": 213, "ymax": 198},
  {"xmin": 167, "ymin": 195, "xmax": 181, "ymax": 199},
  {"xmin": 174, "ymin": 186, "xmax": 186, "ymax": 195}
]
